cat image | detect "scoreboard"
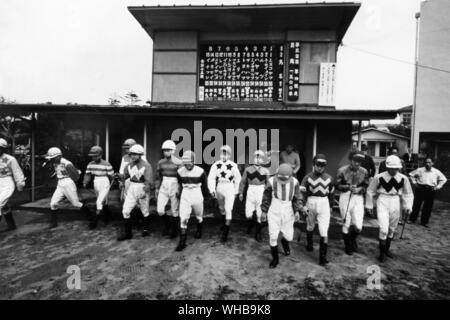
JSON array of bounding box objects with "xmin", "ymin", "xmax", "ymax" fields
[{"xmin": 198, "ymin": 44, "xmax": 285, "ymax": 102}]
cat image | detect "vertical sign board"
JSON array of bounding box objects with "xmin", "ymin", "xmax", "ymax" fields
[
  {"xmin": 318, "ymin": 63, "xmax": 337, "ymax": 106},
  {"xmin": 287, "ymin": 42, "xmax": 300, "ymax": 101}
]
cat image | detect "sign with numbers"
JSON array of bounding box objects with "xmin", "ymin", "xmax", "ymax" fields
[{"xmin": 198, "ymin": 44, "xmax": 284, "ymax": 102}]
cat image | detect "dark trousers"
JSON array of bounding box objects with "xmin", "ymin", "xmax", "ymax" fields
[{"xmin": 410, "ymin": 185, "xmax": 436, "ymax": 225}]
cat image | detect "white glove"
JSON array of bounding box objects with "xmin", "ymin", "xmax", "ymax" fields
[
  {"xmin": 261, "ymin": 212, "xmax": 268, "ymax": 222},
  {"xmin": 294, "ymin": 212, "xmax": 300, "ymax": 223},
  {"xmin": 302, "ymin": 206, "xmax": 309, "ymax": 216}
]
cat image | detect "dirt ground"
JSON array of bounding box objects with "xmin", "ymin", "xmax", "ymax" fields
[{"xmin": 0, "ymin": 201, "xmax": 449, "ymax": 300}]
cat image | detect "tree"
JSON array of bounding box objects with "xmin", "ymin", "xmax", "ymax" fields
[
  {"xmin": 108, "ymin": 93, "xmax": 122, "ymax": 106},
  {"xmin": 0, "ymin": 96, "xmax": 31, "ymax": 151},
  {"xmin": 387, "ymin": 124, "xmax": 411, "ymax": 138},
  {"xmin": 123, "ymin": 91, "xmax": 141, "ymax": 106}
]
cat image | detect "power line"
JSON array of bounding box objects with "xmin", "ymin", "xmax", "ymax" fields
[{"xmin": 342, "ymin": 43, "xmax": 450, "ymax": 75}]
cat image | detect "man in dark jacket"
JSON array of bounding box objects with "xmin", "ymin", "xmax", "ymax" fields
[{"xmin": 360, "ymin": 144, "xmax": 376, "ymax": 178}]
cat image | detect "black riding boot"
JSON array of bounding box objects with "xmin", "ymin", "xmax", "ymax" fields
[
  {"xmin": 176, "ymin": 230, "xmax": 187, "ymax": 251},
  {"xmin": 378, "ymin": 239, "xmax": 387, "ymax": 262},
  {"xmin": 385, "ymin": 237, "xmax": 394, "ymax": 258},
  {"xmin": 101, "ymin": 205, "xmax": 110, "ymax": 223},
  {"xmin": 81, "ymin": 203, "xmax": 92, "ymax": 221},
  {"xmin": 343, "ymin": 232, "xmax": 353, "ymax": 255},
  {"xmin": 49, "ymin": 210, "xmax": 58, "ymax": 228},
  {"xmin": 306, "ymin": 231, "xmax": 314, "ymax": 252},
  {"xmin": 117, "ymin": 219, "xmax": 133, "ymax": 241},
  {"xmin": 319, "ymin": 237, "xmax": 329, "ymax": 266},
  {"xmin": 142, "ymin": 216, "xmax": 151, "ymax": 237},
  {"xmin": 162, "ymin": 214, "xmax": 170, "ymax": 236},
  {"xmin": 221, "ymin": 225, "xmax": 230, "ymax": 243},
  {"xmin": 170, "ymin": 216, "xmax": 179, "ymax": 239},
  {"xmin": 350, "ymin": 227, "xmax": 360, "ymax": 253},
  {"xmin": 281, "ymin": 238, "xmax": 290, "ymax": 256},
  {"xmin": 269, "ymin": 246, "xmax": 279, "ymax": 268},
  {"xmin": 255, "ymin": 222, "xmax": 262, "ymax": 242},
  {"xmin": 89, "ymin": 212, "xmax": 99, "ymax": 230},
  {"xmin": 246, "ymin": 219, "xmax": 253, "ymax": 234},
  {"xmin": 4, "ymin": 209, "xmax": 17, "ymax": 231},
  {"xmin": 195, "ymin": 221, "xmax": 203, "ymax": 239}
]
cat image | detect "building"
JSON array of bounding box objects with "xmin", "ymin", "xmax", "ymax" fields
[
  {"xmin": 352, "ymin": 127, "xmax": 409, "ymax": 157},
  {"xmin": 351, "ymin": 127, "xmax": 409, "ymax": 167},
  {"xmin": 0, "ymin": 3, "xmax": 399, "ymax": 202},
  {"xmin": 412, "ymin": 0, "xmax": 450, "ymax": 178},
  {"xmin": 126, "ymin": 2, "xmax": 398, "ymax": 176},
  {"xmin": 398, "ymin": 105, "xmax": 412, "ymax": 127}
]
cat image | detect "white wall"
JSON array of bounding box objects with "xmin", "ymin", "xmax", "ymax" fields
[{"xmin": 413, "ymin": 0, "xmax": 450, "ymax": 152}]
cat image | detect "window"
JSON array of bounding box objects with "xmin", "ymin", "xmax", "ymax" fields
[{"xmin": 402, "ymin": 113, "xmax": 412, "ymax": 126}]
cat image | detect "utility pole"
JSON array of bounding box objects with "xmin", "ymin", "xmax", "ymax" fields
[{"xmin": 411, "ymin": 12, "xmax": 421, "ymax": 153}]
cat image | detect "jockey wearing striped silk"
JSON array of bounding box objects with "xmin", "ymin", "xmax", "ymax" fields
[
  {"xmin": 83, "ymin": 146, "xmax": 114, "ymax": 229},
  {"xmin": 261, "ymin": 164, "xmax": 302, "ymax": 269},
  {"xmin": 300, "ymin": 154, "xmax": 334, "ymax": 266}
]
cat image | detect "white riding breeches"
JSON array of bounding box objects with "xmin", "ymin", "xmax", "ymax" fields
[
  {"xmin": 245, "ymin": 184, "xmax": 265, "ymax": 223},
  {"xmin": 306, "ymin": 196, "xmax": 331, "ymax": 237},
  {"xmin": 339, "ymin": 192, "xmax": 364, "ymax": 234},
  {"xmin": 50, "ymin": 178, "xmax": 83, "ymax": 210},
  {"xmin": 122, "ymin": 182, "xmax": 149, "ymax": 218},
  {"xmin": 157, "ymin": 177, "xmax": 179, "ymax": 217},
  {"xmin": 0, "ymin": 177, "xmax": 15, "ymax": 216},
  {"xmin": 268, "ymin": 198, "xmax": 295, "ymax": 247},
  {"xmin": 179, "ymin": 187, "xmax": 203, "ymax": 229}
]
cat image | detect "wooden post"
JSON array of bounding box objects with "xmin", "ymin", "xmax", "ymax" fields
[
  {"xmin": 312, "ymin": 122, "xmax": 318, "ymax": 157},
  {"xmin": 357, "ymin": 120, "xmax": 362, "ymax": 150},
  {"xmin": 31, "ymin": 112, "xmax": 36, "ymax": 202},
  {"xmin": 105, "ymin": 120, "xmax": 109, "ymax": 162},
  {"xmin": 143, "ymin": 121, "xmax": 148, "ymax": 155}
]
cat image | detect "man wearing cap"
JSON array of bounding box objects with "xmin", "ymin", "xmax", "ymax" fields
[
  {"xmin": 175, "ymin": 151, "xmax": 210, "ymax": 251},
  {"xmin": 118, "ymin": 144, "xmax": 154, "ymax": 241},
  {"xmin": 45, "ymin": 147, "xmax": 92, "ymax": 228},
  {"xmin": 0, "ymin": 138, "xmax": 25, "ymax": 231},
  {"xmin": 155, "ymin": 140, "xmax": 182, "ymax": 238},
  {"xmin": 82, "ymin": 146, "xmax": 114, "ymax": 229},
  {"xmin": 366, "ymin": 155, "xmax": 414, "ymax": 262},
  {"xmin": 409, "ymin": 157, "xmax": 447, "ymax": 228},
  {"xmin": 119, "ymin": 138, "xmax": 148, "ymax": 201},
  {"xmin": 261, "ymin": 163, "xmax": 302, "ymax": 268},
  {"xmin": 238, "ymin": 150, "xmax": 270, "ymax": 241},
  {"xmin": 208, "ymin": 145, "xmax": 241, "ymax": 242},
  {"xmin": 300, "ymin": 154, "xmax": 334, "ymax": 266},
  {"xmin": 336, "ymin": 151, "xmax": 369, "ymax": 255}
]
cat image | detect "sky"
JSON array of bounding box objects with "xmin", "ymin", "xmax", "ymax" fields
[{"xmin": 0, "ymin": 0, "xmax": 422, "ymax": 109}]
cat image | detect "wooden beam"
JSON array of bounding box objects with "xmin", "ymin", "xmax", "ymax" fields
[
  {"xmin": 143, "ymin": 121, "xmax": 148, "ymax": 155},
  {"xmin": 313, "ymin": 122, "xmax": 318, "ymax": 157},
  {"xmin": 357, "ymin": 120, "xmax": 362, "ymax": 150},
  {"xmin": 31, "ymin": 112, "xmax": 36, "ymax": 202},
  {"xmin": 105, "ymin": 120, "xmax": 110, "ymax": 162}
]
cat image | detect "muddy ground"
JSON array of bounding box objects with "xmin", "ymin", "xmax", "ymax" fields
[{"xmin": 0, "ymin": 201, "xmax": 449, "ymax": 300}]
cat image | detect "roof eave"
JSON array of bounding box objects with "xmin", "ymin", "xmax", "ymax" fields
[{"xmin": 0, "ymin": 104, "xmax": 397, "ymax": 120}]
